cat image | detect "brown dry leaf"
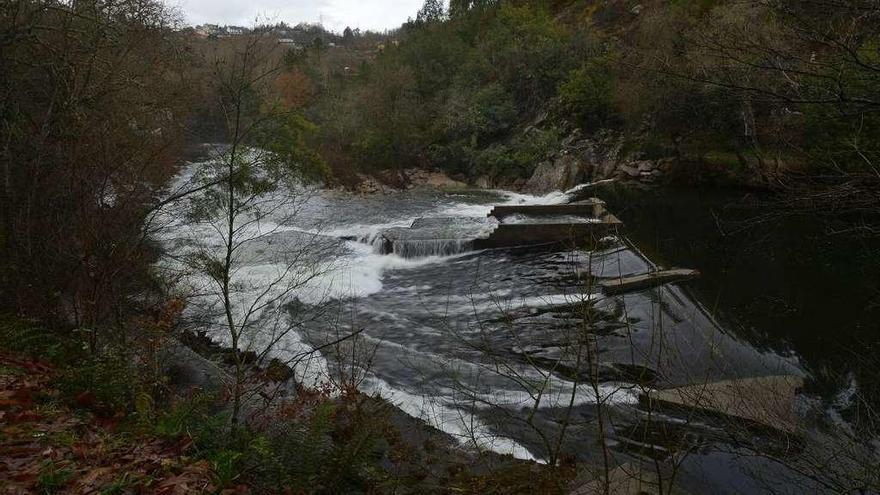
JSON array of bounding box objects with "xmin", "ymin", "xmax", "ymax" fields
[
  {"xmin": 76, "ymin": 466, "xmax": 115, "ymax": 492},
  {"xmin": 219, "ymin": 484, "xmax": 251, "ymax": 495},
  {"xmin": 2, "ymin": 352, "xmax": 220, "ymax": 495}
]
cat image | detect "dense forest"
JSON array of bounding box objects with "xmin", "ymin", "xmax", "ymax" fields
[
  {"xmin": 1, "ymin": 0, "xmax": 879, "ymax": 493},
  {"xmin": 291, "ymin": 0, "xmax": 879, "ymax": 191}
]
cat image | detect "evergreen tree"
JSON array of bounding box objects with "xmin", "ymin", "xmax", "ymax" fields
[
  {"xmin": 450, "ymin": 0, "xmax": 498, "ymax": 18},
  {"xmin": 449, "ymin": 0, "xmax": 471, "ymax": 18},
  {"xmin": 416, "ymin": 0, "xmax": 446, "ymax": 24}
]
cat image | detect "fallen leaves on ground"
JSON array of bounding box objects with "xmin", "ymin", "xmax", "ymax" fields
[{"xmin": 0, "ymin": 354, "xmax": 217, "ymax": 494}]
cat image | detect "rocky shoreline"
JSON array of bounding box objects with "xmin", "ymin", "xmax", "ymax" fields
[
  {"xmin": 345, "ymin": 168, "xmax": 469, "ymax": 195},
  {"xmin": 342, "ymin": 127, "xmax": 783, "ymax": 196},
  {"xmin": 160, "ymin": 330, "xmax": 548, "ymax": 487}
]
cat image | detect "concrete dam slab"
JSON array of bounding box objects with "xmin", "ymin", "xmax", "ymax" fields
[
  {"xmin": 367, "ymin": 196, "xmax": 625, "ymax": 258},
  {"xmin": 488, "ymin": 199, "xmax": 608, "ymax": 221},
  {"xmin": 478, "ymin": 199, "xmax": 623, "ymax": 250},
  {"xmin": 599, "ymin": 269, "xmax": 701, "ymax": 295},
  {"xmin": 643, "ymin": 375, "xmax": 805, "ymax": 433}
]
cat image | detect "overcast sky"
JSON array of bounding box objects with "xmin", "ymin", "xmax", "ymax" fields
[{"xmin": 166, "ymin": 0, "xmax": 427, "ymax": 33}]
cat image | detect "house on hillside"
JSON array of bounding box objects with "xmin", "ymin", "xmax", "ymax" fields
[
  {"xmin": 278, "ymin": 39, "xmax": 303, "ymax": 50},
  {"xmin": 197, "ymin": 24, "xmax": 219, "ymax": 36}
]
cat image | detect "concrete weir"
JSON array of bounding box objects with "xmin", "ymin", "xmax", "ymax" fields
[
  {"xmin": 476, "ymin": 198, "xmax": 624, "ymax": 250},
  {"xmin": 367, "ymin": 216, "xmax": 497, "ymax": 257},
  {"xmin": 367, "ymin": 197, "xmax": 625, "ymax": 257},
  {"xmin": 487, "ymin": 198, "xmax": 609, "ymax": 220}
]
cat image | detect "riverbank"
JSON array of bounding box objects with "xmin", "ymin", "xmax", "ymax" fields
[
  {"xmin": 169, "ymin": 329, "xmax": 584, "ymax": 492},
  {"xmin": 336, "ymin": 141, "xmax": 790, "ymax": 198},
  {"xmin": 0, "ymin": 315, "xmax": 590, "ymax": 494}
]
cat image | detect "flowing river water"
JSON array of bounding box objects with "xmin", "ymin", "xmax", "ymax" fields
[{"xmin": 157, "ymin": 156, "xmax": 880, "ymax": 493}]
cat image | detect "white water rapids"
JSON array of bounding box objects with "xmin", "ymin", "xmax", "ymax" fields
[{"xmin": 153, "ymin": 157, "xmax": 800, "ymax": 462}]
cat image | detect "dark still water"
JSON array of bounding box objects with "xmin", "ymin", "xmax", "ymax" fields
[{"xmin": 597, "ymin": 185, "xmax": 880, "ymax": 403}]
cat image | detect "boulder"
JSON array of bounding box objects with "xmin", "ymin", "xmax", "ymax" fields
[
  {"xmin": 377, "ymin": 169, "xmax": 409, "ymax": 189},
  {"xmin": 616, "ymin": 163, "xmax": 641, "ymax": 178},
  {"xmin": 658, "ymin": 158, "xmax": 675, "ymax": 173},
  {"xmin": 159, "ymin": 340, "xmax": 228, "ymax": 393},
  {"xmin": 579, "ymin": 130, "xmax": 626, "ymax": 180},
  {"xmin": 404, "ymin": 168, "xmax": 467, "ymax": 190},
  {"xmin": 636, "ymin": 160, "xmax": 656, "ymax": 173},
  {"xmin": 561, "ymin": 128, "xmax": 583, "ymax": 148},
  {"xmin": 355, "ymin": 174, "xmax": 384, "ymax": 194},
  {"xmin": 403, "ymin": 168, "xmax": 430, "ymax": 184},
  {"xmin": 423, "ymin": 172, "xmax": 467, "ymax": 189},
  {"xmin": 525, "ymin": 155, "xmax": 586, "ymax": 194}
]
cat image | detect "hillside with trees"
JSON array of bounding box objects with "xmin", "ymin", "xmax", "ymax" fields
[{"xmin": 289, "ymin": 0, "xmax": 878, "ymax": 207}]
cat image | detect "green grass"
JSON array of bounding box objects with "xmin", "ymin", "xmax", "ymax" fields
[{"xmin": 37, "ymin": 460, "xmax": 75, "ymax": 494}]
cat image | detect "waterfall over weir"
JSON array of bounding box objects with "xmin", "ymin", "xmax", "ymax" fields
[
  {"xmin": 361, "ymin": 216, "xmax": 498, "ymax": 258},
  {"xmin": 389, "ymin": 238, "xmax": 474, "ymax": 258}
]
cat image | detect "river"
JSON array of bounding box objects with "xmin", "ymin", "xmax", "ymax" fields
[{"xmin": 157, "ymin": 157, "xmax": 880, "ymax": 493}]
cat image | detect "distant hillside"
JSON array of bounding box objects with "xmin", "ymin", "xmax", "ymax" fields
[{"xmin": 277, "ymin": 0, "xmax": 877, "ymax": 196}]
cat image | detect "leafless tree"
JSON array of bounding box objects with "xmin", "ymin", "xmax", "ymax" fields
[
  {"xmin": 156, "ymin": 31, "xmax": 358, "ymax": 430},
  {"xmin": 0, "ymin": 0, "xmax": 192, "ymax": 343}
]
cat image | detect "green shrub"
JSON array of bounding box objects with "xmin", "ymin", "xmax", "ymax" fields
[
  {"xmin": 472, "ymin": 144, "xmax": 518, "ymax": 179},
  {"xmin": 0, "ymin": 314, "xmax": 85, "ymax": 364},
  {"xmin": 244, "ymin": 399, "xmax": 387, "ymax": 493},
  {"xmin": 476, "ymin": 3, "xmax": 572, "ymax": 110},
  {"xmin": 441, "ymin": 83, "xmax": 517, "ymax": 144},
  {"xmin": 56, "ymin": 348, "xmax": 134, "ymax": 414},
  {"xmin": 801, "ymin": 104, "xmax": 880, "ymax": 173},
  {"xmin": 97, "ymin": 474, "xmax": 131, "ymax": 495},
  {"xmin": 208, "ymin": 449, "xmax": 244, "ymax": 487},
  {"xmin": 471, "ymin": 127, "xmax": 561, "ymax": 181},
  {"xmin": 558, "ymin": 62, "xmax": 616, "ymax": 131},
  {"xmin": 149, "ymin": 392, "xmax": 388, "ymax": 493},
  {"xmin": 0, "ymin": 314, "xmax": 139, "ymax": 413},
  {"xmin": 153, "ymin": 392, "xmax": 222, "ymax": 440}
]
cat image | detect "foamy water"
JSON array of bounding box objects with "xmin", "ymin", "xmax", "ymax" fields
[
  {"xmin": 153, "ymin": 160, "xmax": 626, "ymax": 459},
  {"xmin": 154, "ymin": 163, "xmax": 799, "ymax": 462}
]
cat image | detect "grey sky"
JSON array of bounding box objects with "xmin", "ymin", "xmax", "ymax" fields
[{"xmin": 166, "ymin": 0, "xmax": 427, "ymax": 33}]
